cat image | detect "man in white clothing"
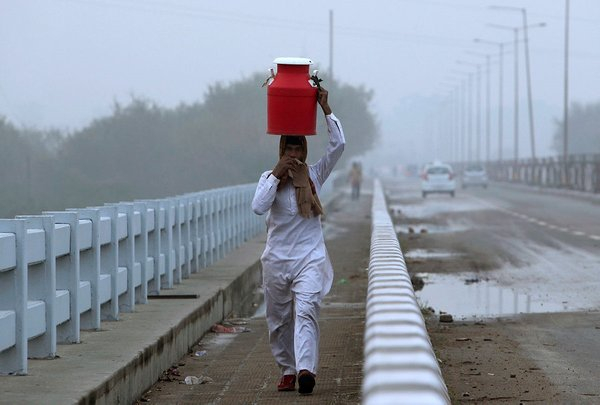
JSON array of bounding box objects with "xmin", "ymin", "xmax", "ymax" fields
[{"xmin": 252, "ymin": 87, "xmax": 345, "ymax": 395}]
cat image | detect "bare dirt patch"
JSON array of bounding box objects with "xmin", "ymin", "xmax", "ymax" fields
[{"xmin": 427, "ymin": 317, "xmax": 562, "ymax": 403}]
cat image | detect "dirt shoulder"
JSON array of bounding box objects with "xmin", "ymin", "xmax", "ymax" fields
[{"xmin": 427, "ymin": 317, "xmax": 562, "ymax": 404}]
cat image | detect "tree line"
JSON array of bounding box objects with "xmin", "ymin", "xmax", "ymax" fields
[
  {"xmin": 552, "ymin": 101, "xmax": 600, "ymax": 157},
  {"xmin": 0, "ymin": 74, "xmax": 378, "ymax": 218}
]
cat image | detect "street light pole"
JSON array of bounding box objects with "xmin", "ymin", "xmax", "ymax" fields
[
  {"xmin": 448, "ymin": 71, "xmax": 470, "ymax": 163},
  {"xmin": 458, "ymin": 60, "xmax": 484, "ymax": 163},
  {"xmin": 455, "ymin": 87, "xmax": 461, "ymax": 162},
  {"xmin": 491, "ymin": 6, "xmax": 546, "ymax": 161},
  {"xmin": 513, "ymin": 28, "xmax": 519, "ymax": 164},
  {"xmin": 489, "ymin": 25, "xmax": 520, "ymax": 163},
  {"xmin": 467, "ymin": 73, "xmax": 473, "ymax": 162},
  {"xmin": 563, "ymin": 0, "xmax": 570, "ymax": 181},
  {"xmin": 475, "ymin": 39, "xmax": 508, "ymax": 162},
  {"xmin": 467, "ymin": 51, "xmax": 493, "ymax": 164},
  {"xmin": 329, "ymin": 9, "xmax": 334, "ymax": 81},
  {"xmin": 485, "ymin": 54, "xmax": 491, "ymax": 163},
  {"xmin": 522, "ymin": 9, "xmax": 537, "ymax": 161},
  {"xmin": 476, "ymin": 64, "xmax": 482, "ymax": 162},
  {"xmin": 461, "ymin": 79, "xmax": 467, "ymax": 163}
]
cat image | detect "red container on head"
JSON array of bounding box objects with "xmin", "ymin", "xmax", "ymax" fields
[{"xmin": 267, "ymin": 57, "xmax": 317, "ymax": 136}]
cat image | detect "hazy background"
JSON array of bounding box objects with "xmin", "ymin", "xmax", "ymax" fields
[{"xmin": 0, "ymin": 0, "xmax": 599, "ymax": 215}]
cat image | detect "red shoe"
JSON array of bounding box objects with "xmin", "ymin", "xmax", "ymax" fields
[
  {"xmin": 297, "ymin": 370, "xmax": 316, "ymax": 395},
  {"xmin": 277, "ymin": 374, "xmax": 296, "ymax": 391}
]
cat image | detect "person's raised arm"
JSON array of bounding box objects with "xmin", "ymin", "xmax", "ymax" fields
[
  {"xmin": 317, "ymin": 87, "xmax": 332, "ymax": 116},
  {"xmin": 312, "ymin": 87, "xmax": 345, "ymax": 185}
]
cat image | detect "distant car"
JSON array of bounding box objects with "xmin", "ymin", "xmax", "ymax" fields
[
  {"xmin": 462, "ymin": 164, "xmax": 488, "ymax": 189},
  {"xmin": 421, "ymin": 162, "xmax": 456, "ymax": 198}
]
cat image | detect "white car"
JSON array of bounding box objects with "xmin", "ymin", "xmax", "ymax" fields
[
  {"xmin": 421, "ymin": 162, "xmax": 456, "ymax": 198},
  {"xmin": 462, "ymin": 164, "xmax": 488, "ymax": 189}
]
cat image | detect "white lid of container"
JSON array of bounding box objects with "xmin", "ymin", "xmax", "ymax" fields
[{"xmin": 273, "ymin": 57, "xmax": 313, "ymax": 65}]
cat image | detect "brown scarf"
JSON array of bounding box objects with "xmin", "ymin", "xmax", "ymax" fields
[{"xmin": 279, "ymin": 136, "xmax": 324, "ymax": 218}]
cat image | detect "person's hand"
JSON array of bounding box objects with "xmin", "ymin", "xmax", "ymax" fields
[
  {"xmin": 317, "ymin": 87, "xmax": 332, "ymax": 115},
  {"xmin": 272, "ymin": 155, "xmax": 298, "ymax": 179}
]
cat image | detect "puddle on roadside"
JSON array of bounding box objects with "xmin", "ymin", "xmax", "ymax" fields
[
  {"xmin": 394, "ymin": 223, "xmax": 468, "ymax": 234},
  {"xmin": 388, "ymin": 200, "xmax": 488, "ymax": 219},
  {"xmin": 415, "ymin": 272, "xmax": 575, "ymax": 320},
  {"xmin": 405, "ymin": 249, "xmax": 464, "ymax": 260}
]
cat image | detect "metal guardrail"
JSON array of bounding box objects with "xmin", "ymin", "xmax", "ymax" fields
[
  {"xmin": 0, "ymin": 184, "xmax": 263, "ymax": 375},
  {"xmin": 455, "ymin": 154, "xmax": 600, "ymax": 193},
  {"xmin": 362, "ymin": 179, "xmax": 450, "ymax": 405}
]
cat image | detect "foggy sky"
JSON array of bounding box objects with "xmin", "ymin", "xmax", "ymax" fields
[{"xmin": 1, "ymin": 0, "xmax": 599, "ymax": 163}]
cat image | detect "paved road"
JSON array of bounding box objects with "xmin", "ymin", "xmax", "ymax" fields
[
  {"xmin": 384, "ymin": 176, "xmax": 600, "ymax": 403},
  {"xmin": 139, "ymin": 185, "xmax": 372, "ymax": 404}
]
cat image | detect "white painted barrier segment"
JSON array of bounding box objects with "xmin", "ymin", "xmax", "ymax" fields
[
  {"xmin": 0, "ymin": 183, "xmax": 264, "ymax": 375},
  {"xmin": 363, "ymin": 179, "xmax": 450, "ymax": 405}
]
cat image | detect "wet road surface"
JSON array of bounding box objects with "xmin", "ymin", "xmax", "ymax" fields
[{"xmin": 384, "ymin": 176, "xmax": 600, "ymax": 403}]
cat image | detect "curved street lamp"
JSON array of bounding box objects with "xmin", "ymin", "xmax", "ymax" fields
[
  {"xmin": 488, "ymin": 22, "xmax": 545, "ymax": 163},
  {"xmin": 457, "ymin": 60, "xmax": 482, "ymax": 163},
  {"xmin": 474, "ymin": 38, "xmax": 510, "ymax": 162},
  {"xmin": 490, "ymin": 6, "xmax": 546, "ymax": 161},
  {"xmin": 467, "ymin": 51, "xmax": 494, "ymax": 164}
]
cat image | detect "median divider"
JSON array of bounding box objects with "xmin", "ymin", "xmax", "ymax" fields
[{"xmin": 362, "ymin": 178, "xmax": 450, "ymax": 405}]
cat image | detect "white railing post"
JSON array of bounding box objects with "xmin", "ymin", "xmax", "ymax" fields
[
  {"xmin": 207, "ymin": 193, "xmax": 215, "ymax": 266},
  {"xmin": 18, "ymin": 215, "xmax": 57, "ymax": 359},
  {"xmin": 97, "ymin": 205, "xmax": 119, "ymax": 321},
  {"xmin": 201, "ymin": 194, "xmax": 209, "ymax": 267},
  {"xmin": 226, "ymin": 190, "xmax": 233, "ymax": 254},
  {"xmin": 133, "ymin": 202, "xmax": 149, "ymax": 304},
  {"xmin": 189, "ymin": 196, "xmax": 200, "ymax": 274},
  {"xmin": 235, "ymin": 186, "xmax": 243, "ymax": 248},
  {"xmin": 44, "ymin": 211, "xmax": 81, "ymax": 343},
  {"xmin": 171, "ymin": 199, "xmax": 182, "ymax": 284},
  {"xmin": 162, "ymin": 199, "xmax": 177, "ymax": 288},
  {"xmin": 158, "ymin": 199, "xmax": 175, "ymax": 289},
  {"xmin": 140, "ymin": 201, "xmax": 162, "ymax": 295},
  {"xmin": 113, "ymin": 203, "xmax": 135, "ymax": 313},
  {"xmin": 0, "ymin": 219, "xmax": 28, "ymax": 375},
  {"xmin": 215, "ymin": 191, "xmax": 223, "ymax": 260},
  {"xmin": 181, "ymin": 197, "xmax": 192, "ymax": 277},
  {"xmin": 72, "ymin": 209, "xmax": 101, "ymax": 330}
]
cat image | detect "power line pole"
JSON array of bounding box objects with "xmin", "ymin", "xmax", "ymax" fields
[
  {"xmin": 498, "ymin": 43, "xmax": 504, "ymax": 162},
  {"xmin": 476, "ymin": 64, "xmax": 482, "ymax": 162},
  {"xmin": 474, "ymin": 39, "xmax": 507, "ymax": 162},
  {"xmin": 522, "ymin": 9, "xmax": 537, "ymax": 160},
  {"xmin": 485, "ymin": 54, "xmax": 491, "ymax": 163},
  {"xmin": 513, "ymin": 28, "xmax": 519, "ymax": 163},
  {"xmin": 563, "ymin": 0, "xmax": 570, "ymax": 176},
  {"xmin": 329, "ymin": 9, "xmax": 334, "ymax": 81}
]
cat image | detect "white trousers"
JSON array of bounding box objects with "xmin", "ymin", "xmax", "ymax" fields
[{"xmin": 264, "ymin": 265, "xmax": 322, "ymax": 376}]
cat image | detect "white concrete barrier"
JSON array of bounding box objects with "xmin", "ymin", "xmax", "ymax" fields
[
  {"xmin": 0, "ymin": 184, "xmax": 263, "ymax": 375},
  {"xmin": 362, "ymin": 179, "xmax": 450, "ymax": 405}
]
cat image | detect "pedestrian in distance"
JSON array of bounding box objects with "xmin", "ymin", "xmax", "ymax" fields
[
  {"xmin": 349, "ymin": 161, "xmax": 362, "ymax": 200},
  {"xmin": 252, "ymin": 87, "xmax": 345, "ymax": 395}
]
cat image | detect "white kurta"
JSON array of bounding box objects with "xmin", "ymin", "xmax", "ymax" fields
[{"xmin": 252, "ymin": 114, "xmax": 345, "ymax": 376}]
